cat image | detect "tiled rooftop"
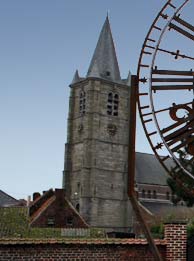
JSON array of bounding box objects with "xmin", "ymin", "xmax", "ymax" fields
[{"xmin": 0, "ymin": 238, "xmax": 166, "ymax": 245}]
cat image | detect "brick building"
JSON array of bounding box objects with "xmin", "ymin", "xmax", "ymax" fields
[{"xmin": 29, "ymin": 189, "xmax": 88, "ymax": 228}]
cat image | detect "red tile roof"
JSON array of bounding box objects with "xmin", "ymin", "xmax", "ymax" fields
[
  {"xmin": 0, "ymin": 238, "xmax": 166, "ymax": 246},
  {"xmin": 30, "ymin": 195, "xmax": 56, "ymax": 223}
]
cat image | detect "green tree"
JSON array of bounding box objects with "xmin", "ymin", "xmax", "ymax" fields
[{"xmin": 167, "ymin": 149, "xmax": 194, "ymax": 207}]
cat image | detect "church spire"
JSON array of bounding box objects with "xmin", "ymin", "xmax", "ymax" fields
[
  {"xmin": 87, "ymin": 16, "xmax": 121, "ymax": 83},
  {"xmin": 71, "ymin": 69, "xmax": 80, "ymax": 84}
]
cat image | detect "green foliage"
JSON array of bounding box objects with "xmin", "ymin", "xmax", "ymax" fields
[
  {"xmin": 0, "ymin": 207, "xmax": 106, "ymax": 239},
  {"xmin": 0, "ymin": 207, "xmax": 62, "ymax": 238},
  {"xmin": 163, "ymin": 214, "xmax": 176, "ymax": 223},
  {"xmin": 89, "ymin": 228, "xmax": 106, "ymax": 238},
  {"xmin": 0, "ymin": 207, "xmax": 29, "ymax": 237},
  {"xmin": 26, "ymin": 228, "xmax": 61, "ymax": 238},
  {"xmin": 187, "ymin": 218, "xmax": 194, "ymax": 240},
  {"xmin": 168, "ymin": 149, "xmax": 194, "ymax": 207},
  {"xmin": 150, "ymin": 224, "xmax": 164, "ymax": 239}
]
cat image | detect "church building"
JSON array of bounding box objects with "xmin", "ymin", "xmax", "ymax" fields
[
  {"xmin": 63, "ymin": 16, "xmax": 132, "ymax": 231},
  {"xmin": 63, "ymin": 17, "xmax": 194, "ymax": 232}
]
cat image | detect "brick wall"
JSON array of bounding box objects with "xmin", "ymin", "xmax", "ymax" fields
[
  {"xmin": 0, "ymin": 222, "xmax": 187, "ymax": 260},
  {"xmin": 165, "ymin": 221, "xmax": 187, "ymax": 261},
  {"xmin": 0, "ymin": 240, "xmax": 166, "ymax": 260}
]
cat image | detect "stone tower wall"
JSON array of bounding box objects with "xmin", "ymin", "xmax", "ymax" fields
[{"xmin": 63, "ymin": 78, "xmax": 132, "ymax": 231}]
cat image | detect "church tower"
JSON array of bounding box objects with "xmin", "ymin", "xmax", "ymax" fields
[{"xmin": 63, "ymin": 17, "xmax": 133, "ymax": 232}]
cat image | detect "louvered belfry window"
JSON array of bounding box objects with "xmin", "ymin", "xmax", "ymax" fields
[
  {"xmin": 79, "ymin": 91, "xmax": 86, "ymax": 115},
  {"xmin": 107, "ymin": 92, "xmax": 119, "ymax": 116}
]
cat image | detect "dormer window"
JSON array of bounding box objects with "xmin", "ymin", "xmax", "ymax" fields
[
  {"xmin": 107, "ymin": 92, "xmax": 119, "ymax": 116},
  {"xmin": 79, "ymin": 91, "xmax": 86, "ymax": 115}
]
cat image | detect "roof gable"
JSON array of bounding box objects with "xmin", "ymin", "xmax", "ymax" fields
[{"xmin": 0, "ymin": 190, "xmax": 18, "ymax": 207}]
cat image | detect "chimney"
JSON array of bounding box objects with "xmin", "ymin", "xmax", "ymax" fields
[
  {"xmin": 33, "ymin": 192, "xmax": 41, "ymax": 201},
  {"xmin": 27, "ymin": 195, "xmax": 31, "ymax": 207},
  {"xmin": 164, "ymin": 221, "xmax": 187, "ymax": 261},
  {"xmin": 55, "ymin": 189, "xmax": 65, "ymax": 199}
]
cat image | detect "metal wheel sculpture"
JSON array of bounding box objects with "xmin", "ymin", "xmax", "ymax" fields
[{"xmin": 137, "ymin": 0, "xmax": 194, "ymax": 192}]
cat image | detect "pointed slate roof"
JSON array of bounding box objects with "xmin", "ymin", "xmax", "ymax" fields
[
  {"xmin": 87, "ymin": 16, "xmax": 121, "ymax": 83},
  {"xmin": 71, "ymin": 70, "xmax": 80, "ymax": 84},
  {"xmin": 126, "ymin": 70, "xmax": 132, "ymax": 86}
]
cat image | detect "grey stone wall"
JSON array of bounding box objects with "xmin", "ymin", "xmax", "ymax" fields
[{"xmin": 63, "ymin": 78, "xmax": 133, "ymax": 231}]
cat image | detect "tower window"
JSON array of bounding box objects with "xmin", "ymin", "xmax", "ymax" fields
[
  {"xmin": 107, "ymin": 92, "xmax": 119, "ymax": 116},
  {"xmin": 114, "ymin": 94, "xmax": 118, "ymax": 100},
  {"xmin": 142, "ymin": 189, "xmax": 145, "ymax": 198},
  {"xmin": 79, "ymin": 91, "xmax": 86, "ymax": 115},
  {"xmin": 108, "ymin": 93, "xmax": 113, "ymax": 102},
  {"xmin": 153, "ymin": 190, "xmax": 157, "ymax": 199},
  {"xmin": 147, "ymin": 190, "xmax": 151, "ymax": 198},
  {"xmin": 106, "ymin": 71, "xmax": 111, "ymax": 76}
]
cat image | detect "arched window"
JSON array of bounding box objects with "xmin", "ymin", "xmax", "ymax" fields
[
  {"xmin": 107, "ymin": 92, "xmax": 119, "ymax": 116},
  {"xmin": 107, "ymin": 92, "xmax": 113, "ymax": 115},
  {"xmin": 142, "ymin": 189, "xmax": 145, "ymax": 198},
  {"xmin": 106, "ymin": 71, "xmax": 111, "ymax": 77},
  {"xmin": 79, "ymin": 91, "xmax": 86, "ymax": 115},
  {"xmin": 153, "ymin": 190, "xmax": 157, "ymax": 199},
  {"xmin": 108, "ymin": 92, "xmax": 113, "ymax": 101},
  {"xmin": 113, "ymin": 94, "xmax": 119, "ymax": 116},
  {"xmin": 147, "ymin": 190, "xmax": 151, "ymax": 198}
]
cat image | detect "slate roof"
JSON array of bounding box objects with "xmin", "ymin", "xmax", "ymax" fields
[
  {"xmin": 71, "ymin": 69, "xmax": 80, "ymax": 84},
  {"xmin": 135, "ymin": 152, "xmax": 174, "ymax": 186},
  {"xmin": 0, "ymin": 190, "xmax": 18, "ymax": 207},
  {"xmin": 87, "ymin": 16, "xmax": 121, "ymax": 83},
  {"xmin": 142, "ymin": 201, "xmax": 194, "ymax": 220}
]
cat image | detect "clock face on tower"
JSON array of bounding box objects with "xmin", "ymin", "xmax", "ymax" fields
[
  {"xmin": 137, "ymin": 0, "xmax": 194, "ymax": 190},
  {"xmin": 107, "ymin": 124, "xmax": 117, "ymax": 136}
]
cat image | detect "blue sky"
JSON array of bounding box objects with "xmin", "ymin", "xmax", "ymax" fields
[{"xmin": 0, "ymin": 0, "xmax": 173, "ymax": 199}]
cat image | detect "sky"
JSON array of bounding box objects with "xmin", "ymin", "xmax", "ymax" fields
[{"xmin": 0, "ymin": 0, "xmax": 179, "ymax": 199}]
